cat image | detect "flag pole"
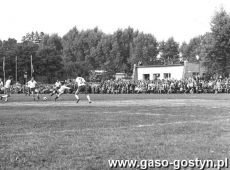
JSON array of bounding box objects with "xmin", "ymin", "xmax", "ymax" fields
[
  {"xmin": 31, "ymin": 55, "xmax": 33, "ymax": 78},
  {"xmin": 3, "ymin": 57, "xmax": 5, "ymax": 84},
  {"xmin": 15, "ymin": 56, "xmax": 17, "ymax": 83}
]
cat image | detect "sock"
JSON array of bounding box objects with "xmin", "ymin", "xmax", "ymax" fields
[
  {"xmin": 86, "ymin": 95, "xmax": 91, "ymax": 102},
  {"xmin": 2, "ymin": 95, "xmax": 7, "ymax": 98},
  {"xmin": 75, "ymin": 95, "xmax": 79, "ymax": 100}
]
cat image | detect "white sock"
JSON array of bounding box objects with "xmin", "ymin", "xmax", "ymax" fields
[
  {"xmin": 2, "ymin": 95, "xmax": 7, "ymax": 98},
  {"xmin": 75, "ymin": 95, "xmax": 79, "ymax": 100},
  {"xmin": 86, "ymin": 95, "xmax": 91, "ymax": 102}
]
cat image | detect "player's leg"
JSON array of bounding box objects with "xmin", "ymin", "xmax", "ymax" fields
[
  {"xmin": 85, "ymin": 86, "xmax": 92, "ymax": 103},
  {"xmin": 54, "ymin": 91, "xmax": 63, "ymax": 101},
  {"xmin": 2, "ymin": 88, "xmax": 10, "ymax": 102},
  {"xmin": 75, "ymin": 88, "xmax": 80, "ymax": 103},
  {"xmin": 28, "ymin": 87, "xmax": 31, "ymax": 96},
  {"xmin": 1, "ymin": 94, "xmax": 8, "ymax": 100},
  {"xmin": 50, "ymin": 88, "xmax": 57, "ymax": 96},
  {"xmin": 86, "ymin": 94, "xmax": 91, "ymax": 103},
  {"xmin": 35, "ymin": 89, "xmax": 40, "ymax": 100},
  {"xmin": 50, "ymin": 91, "xmax": 55, "ymax": 96},
  {"xmin": 25, "ymin": 87, "xmax": 29, "ymax": 96},
  {"xmin": 30, "ymin": 88, "xmax": 36, "ymax": 100},
  {"xmin": 0, "ymin": 87, "xmax": 4, "ymax": 100}
]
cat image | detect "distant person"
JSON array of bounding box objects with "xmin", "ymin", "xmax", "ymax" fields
[
  {"xmin": 27, "ymin": 77, "xmax": 39, "ymax": 100},
  {"xmin": 75, "ymin": 75, "xmax": 92, "ymax": 103},
  {"xmin": 0, "ymin": 76, "xmax": 13, "ymax": 102},
  {"xmin": 54, "ymin": 81, "xmax": 71, "ymax": 101},
  {"xmin": 50, "ymin": 80, "xmax": 61, "ymax": 96},
  {"xmin": 23, "ymin": 72, "xmax": 28, "ymax": 85}
]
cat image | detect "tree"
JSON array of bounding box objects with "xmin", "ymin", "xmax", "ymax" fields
[
  {"xmin": 159, "ymin": 37, "xmax": 179, "ymax": 65},
  {"xmin": 129, "ymin": 33, "xmax": 158, "ymax": 66},
  {"xmin": 16, "ymin": 41, "xmax": 39, "ymax": 81},
  {"xmin": 180, "ymin": 36, "xmax": 202, "ymax": 62},
  {"xmin": 36, "ymin": 34, "xmax": 63, "ymax": 83},
  {"xmin": 0, "ymin": 38, "xmax": 18, "ymax": 79},
  {"xmin": 204, "ymin": 8, "xmax": 230, "ymax": 77},
  {"xmin": 103, "ymin": 28, "xmax": 139, "ymax": 75},
  {"xmin": 22, "ymin": 31, "xmax": 45, "ymax": 44},
  {"xmin": 62, "ymin": 27, "xmax": 104, "ymax": 78}
]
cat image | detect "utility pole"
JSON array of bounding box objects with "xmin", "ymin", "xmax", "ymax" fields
[
  {"xmin": 15, "ymin": 56, "xmax": 17, "ymax": 83},
  {"xmin": 3, "ymin": 57, "xmax": 5, "ymax": 84}
]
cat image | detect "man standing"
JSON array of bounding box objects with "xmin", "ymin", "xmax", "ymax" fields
[
  {"xmin": 27, "ymin": 77, "xmax": 39, "ymax": 101},
  {"xmin": 24, "ymin": 72, "xmax": 28, "ymax": 85},
  {"xmin": 75, "ymin": 76, "xmax": 92, "ymax": 103},
  {"xmin": 0, "ymin": 76, "xmax": 13, "ymax": 102}
]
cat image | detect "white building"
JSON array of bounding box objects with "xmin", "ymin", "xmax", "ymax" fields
[{"xmin": 133, "ymin": 61, "xmax": 205, "ymax": 81}]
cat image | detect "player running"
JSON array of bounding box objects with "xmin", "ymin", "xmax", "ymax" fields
[
  {"xmin": 54, "ymin": 81, "xmax": 71, "ymax": 101},
  {"xmin": 0, "ymin": 76, "xmax": 13, "ymax": 102},
  {"xmin": 75, "ymin": 76, "xmax": 92, "ymax": 103},
  {"xmin": 27, "ymin": 77, "xmax": 40, "ymax": 101},
  {"xmin": 50, "ymin": 80, "xmax": 61, "ymax": 96}
]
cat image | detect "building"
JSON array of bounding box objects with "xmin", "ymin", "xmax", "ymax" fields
[
  {"xmin": 115, "ymin": 73, "xmax": 127, "ymax": 80},
  {"xmin": 133, "ymin": 61, "xmax": 205, "ymax": 81},
  {"xmin": 89, "ymin": 70, "xmax": 107, "ymax": 82}
]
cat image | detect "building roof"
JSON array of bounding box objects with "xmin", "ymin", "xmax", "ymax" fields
[{"xmin": 136, "ymin": 64, "xmax": 184, "ymax": 68}]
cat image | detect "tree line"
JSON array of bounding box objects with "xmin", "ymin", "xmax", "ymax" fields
[{"xmin": 0, "ymin": 8, "xmax": 230, "ymax": 83}]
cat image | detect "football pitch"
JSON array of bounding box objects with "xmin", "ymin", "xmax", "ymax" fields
[{"xmin": 1, "ymin": 94, "xmax": 230, "ymax": 169}]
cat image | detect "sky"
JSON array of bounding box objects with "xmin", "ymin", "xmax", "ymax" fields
[{"xmin": 1, "ymin": 0, "xmax": 230, "ymax": 44}]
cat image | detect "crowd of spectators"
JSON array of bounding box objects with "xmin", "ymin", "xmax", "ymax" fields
[
  {"xmin": 1, "ymin": 77, "xmax": 230, "ymax": 94},
  {"xmin": 90, "ymin": 77, "xmax": 230, "ymax": 94},
  {"xmin": 0, "ymin": 79, "xmax": 76, "ymax": 94}
]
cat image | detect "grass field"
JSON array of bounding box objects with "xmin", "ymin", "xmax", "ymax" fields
[{"xmin": 1, "ymin": 94, "xmax": 230, "ymax": 169}]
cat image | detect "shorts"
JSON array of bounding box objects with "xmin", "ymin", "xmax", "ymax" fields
[
  {"xmin": 77, "ymin": 85, "xmax": 88, "ymax": 94},
  {"xmin": 30, "ymin": 88, "xmax": 36, "ymax": 93}
]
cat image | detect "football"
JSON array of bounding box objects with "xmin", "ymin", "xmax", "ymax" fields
[{"xmin": 43, "ymin": 97, "xmax": 47, "ymax": 101}]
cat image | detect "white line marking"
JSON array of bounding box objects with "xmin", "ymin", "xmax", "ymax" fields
[
  {"xmin": 135, "ymin": 119, "xmax": 230, "ymax": 128},
  {"xmin": 136, "ymin": 121, "xmax": 192, "ymax": 127},
  {"xmin": 1, "ymin": 118, "xmax": 229, "ymax": 137},
  {"xmin": 131, "ymin": 113, "xmax": 162, "ymax": 116}
]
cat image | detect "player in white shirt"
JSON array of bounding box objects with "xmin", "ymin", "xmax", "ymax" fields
[
  {"xmin": 50, "ymin": 80, "xmax": 61, "ymax": 96},
  {"xmin": 75, "ymin": 76, "xmax": 92, "ymax": 103},
  {"xmin": 27, "ymin": 77, "xmax": 39, "ymax": 101},
  {"xmin": 54, "ymin": 82, "xmax": 71, "ymax": 101},
  {"xmin": 0, "ymin": 76, "xmax": 13, "ymax": 102}
]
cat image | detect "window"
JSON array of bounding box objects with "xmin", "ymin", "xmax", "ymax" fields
[
  {"xmin": 192, "ymin": 72, "xmax": 199, "ymax": 76},
  {"xmin": 153, "ymin": 73, "xmax": 160, "ymax": 77},
  {"xmin": 143, "ymin": 74, "xmax": 150, "ymax": 80},
  {"xmin": 164, "ymin": 73, "xmax": 171, "ymax": 79},
  {"xmin": 153, "ymin": 73, "xmax": 160, "ymax": 80}
]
